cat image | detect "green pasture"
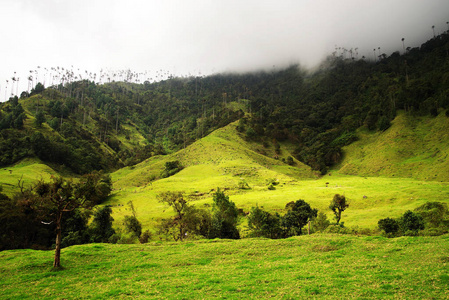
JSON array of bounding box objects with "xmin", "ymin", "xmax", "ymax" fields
[
  {"xmin": 338, "ymin": 111, "xmax": 449, "ymax": 181},
  {"xmin": 107, "ymin": 169, "xmax": 449, "ymax": 233},
  {"xmin": 0, "ymin": 158, "xmax": 58, "ymax": 197},
  {"xmin": 1, "ymin": 234, "xmax": 448, "ymax": 299}
]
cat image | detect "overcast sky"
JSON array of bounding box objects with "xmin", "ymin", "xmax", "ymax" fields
[{"xmin": 1, "ymin": 0, "xmax": 449, "ymax": 101}]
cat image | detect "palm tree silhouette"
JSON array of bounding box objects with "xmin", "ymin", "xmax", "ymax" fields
[
  {"xmin": 432, "ymin": 25, "xmax": 436, "ymax": 38},
  {"xmin": 401, "ymin": 38, "xmax": 405, "ymax": 54}
]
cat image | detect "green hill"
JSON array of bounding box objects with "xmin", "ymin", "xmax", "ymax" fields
[
  {"xmin": 105, "ymin": 117, "xmax": 449, "ymax": 232},
  {"xmin": 337, "ymin": 111, "xmax": 449, "ymax": 181}
]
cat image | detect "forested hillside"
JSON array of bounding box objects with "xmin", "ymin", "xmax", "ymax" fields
[{"xmin": 1, "ymin": 33, "xmax": 448, "ymax": 175}]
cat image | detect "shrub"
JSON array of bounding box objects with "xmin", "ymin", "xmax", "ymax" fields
[
  {"xmin": 161, "ymin": 160, "xmax": 183, "ymax": 178},
  {"xmin": 281, "ymin": 199, "xmax": 318, "ymax": 237},
  {"xmin": 139, "ymin": 230, "xmax": 152, "ymax": 243},
  {"xmin": 399, "ymin": 210, "xmax": 424, "ymax": 235},
  {"xmin": 313, "ymin": 212, "xmax": 330, "ymax": 232},
  {"xmin": 123, "ymin": 215, "xmax": 142, "ymax": 238},
  {"xmin": 414, "ymin": 202, "xmax": 449, "ymax": 228},
  {"xmin": 247, "ymin": 206, "xmax": 282, "ymax": 239},
  {"xmin": 245, "ymin": 127, "xmax": 257, "ymax": 140},
  {"xmin": 238, "ymin": 179, "xmax": 250, "ymax": 190},
  {"xmin": 378, "ymin": 217, "xmax": 400, "ymax": 235},
  {"xmin": 210, "ymin": 189, "xmax": 240, "ymax": 239}
]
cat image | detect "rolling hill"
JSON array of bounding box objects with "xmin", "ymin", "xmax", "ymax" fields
[{"xmin": 104, "ymin": 113, "xmax": 449, "ymax": 232}]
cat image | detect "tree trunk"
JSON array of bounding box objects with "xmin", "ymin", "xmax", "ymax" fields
[{"xmin": 54, "ymin": 218, "xmax": 62, "ymax": 268}]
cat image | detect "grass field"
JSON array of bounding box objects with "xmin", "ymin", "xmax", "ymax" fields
[
  {"xmin": 1, "ymin": 234, "xmax": 448, "ymax": 299},
  {"xmin": 337, "ymin": 111, "xmax": 449, "ymax": 181}
]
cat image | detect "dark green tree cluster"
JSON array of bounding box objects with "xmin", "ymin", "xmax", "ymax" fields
[
  {"xmin": 0, "ymin": 174, "xmax": 112, "ymax": 257},
  {"xmin": 378, "ymin": 202, "xmax": 449, "ymax": 237},
  {"xmin": 157, "ymin": 189, "xmax": 240, "ymax": 241},
  {"xmin": 247, "ymin": 200, "xmax": 317, "ymax": 238},
  {"xmin": 0, "ymin": 96, "xmax": 26, "ymax": 130}
]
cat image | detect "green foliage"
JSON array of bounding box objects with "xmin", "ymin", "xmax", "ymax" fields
[
  {"xmin": 414, "ymin": 202, "xmax": 449, "ymax": 229},
  {"xmin": 89, "ymin": 206, "xmax": 116, "ymax": 243},
  {"xmin": 238, "ymin": 179, "xmax": 250, "ymax": 190},
  {"xmin": 76, "ymin": 171, "xmax": 112, "ymax": 205},
  {"xmin": 245, "ymin": 127, "xmax": 257, "ymax": 140},
  {"xmin": 281, "ymin": 199, "xmax": 318, "ymax": 236},
  {"xmin": 329, "ymin": 194, "xmax": 349, "ymax": 224},
  {"xmin": 161, "ymin": 160, "xmax": 183, "ymax": 178},
  {"xmin": 157, "ymin": 191, "xmax": 190, "ymax": 241},
  {"xmin": 123, "ymin": 215, "xmax": 142, "ymax": 238},
  {"xmin": 378, "ymin": 217, "xmax": 400, "ymax": 235},
  {"xmin": 313, "ymin": 212, "xmax": 331, "ymax": 232},
  {"xmin": 247, "ymin": 206, "xmax": 282, "ymax": 238},
  {"xmin": 60, "ymin": 209, "xmax": 91, "ymax": 247},
  {"xmin": 210, "ymin": 188, "xmax": 240, "ymax": 239},
  {"xmin": 139, "ymin": 230, "xmax": 151, "ymax": 243},
  {"xmin": 376, "ymin": 115, "xmax": 391, "ymax": 131},
  {"xmin": 34, "ymin": 110, "xmax": 46, "ymax": 127},
  {"xmin": 399, "ymin": 210, "xmax": 425, "ymax": 236},
  {"xmin": 30, "ymin": 82, "xmax": 45, "ymax": 95}
]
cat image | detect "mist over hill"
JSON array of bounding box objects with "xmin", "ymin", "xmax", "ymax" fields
[{"xmin": 1, "ymin": 32, "xmax": 449, "ymax": 176}]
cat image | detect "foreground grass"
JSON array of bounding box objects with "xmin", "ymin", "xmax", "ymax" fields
[{"xmin": 1, "ymin": 234, "xmax": 448, "ymax": 299}]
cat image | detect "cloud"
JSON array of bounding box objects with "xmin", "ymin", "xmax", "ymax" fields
[{"xmin": 1, "ymin": 0, "xmax": 449, "ymax": 100}]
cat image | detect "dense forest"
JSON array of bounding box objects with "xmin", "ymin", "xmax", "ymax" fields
[{"xmin": 1, "ymin": 32, "xmax": 448, "ymax": 175}]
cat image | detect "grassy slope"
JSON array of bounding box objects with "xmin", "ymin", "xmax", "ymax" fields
[
  {"xmin": 337, "ymin": 111, "xmax": 449, "ymax": 181},
  {"xmin": 0, "ymin": 158, "xmax": 59, "ymax": 197},
  {"xmin": 1, "ymin": 234, "xmax": 448, "ymax": 299},
  {"xmin": 109, "ymin": 122, "xmax": 318, "ymax": 229},
  {"xmin": 107, "ymin": 119, "xmax": 449, "ymax": 232}
]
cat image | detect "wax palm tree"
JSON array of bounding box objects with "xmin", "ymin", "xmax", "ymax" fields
[
  {"xmin": 432, "ymin": 25, "xmax": 436, "ymax": 38},
  {"xmin": 402, "ymin": 38, "xmax": 405, "ymax": 54}
]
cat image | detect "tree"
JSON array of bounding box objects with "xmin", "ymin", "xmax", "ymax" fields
[
  {"xmin": 89, "ymin": 206, "xmax": 115, "ymax": 243},
  {"xmin": 34, "ymin": 110, "xmax": 46, "ymax": 127},
  {"xmin": 247, "ymin": 206, "xmax": 282, "ymax": 238},
  {"xmin": 329, "ymin": 194, "xmax": 349, "ymax": 225},
  {"xmin": 414, "ymin": 202, "xmax": 449, "ymax": 228},
  {"xmin": 378, "ymin": 217, "xmax": 399, "ymax": 235},
  {"xmin": 210, "ymin": 188, "xmax": 240, "ymax": 239},
  {"xmin": 313, "ymin": 212, "xmax": 330, "ymax": 232},
  {"xmin": 76, "ymin": 171, "xmax": 112, "ymax": 205},
  {"xmin": 399, "ymin": 210, "xmax": 424, "ymax": 235},
  {"xmin": 281, "ymin": 199, "xmax": 317, "ymax": 236},
  {"xmin": 158, "ymin": 191, "xmax": 189, "ymax": 241},
  {"xmin": 33, "ymin": 176, "xmax": 93, "ymax": 268},
  {"xmin": 123, "ymin": 215, "xmax": 142, "ymax": 239}
]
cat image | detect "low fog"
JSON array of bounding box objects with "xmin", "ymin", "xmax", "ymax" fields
[{"xmin": 1, "ymin": 0, "xmax": 449, "ymax": 100}]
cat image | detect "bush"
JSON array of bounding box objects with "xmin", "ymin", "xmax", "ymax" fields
[
  {"xmin": 139, "ymin": 230, "xmax": 152, "ymax": 243},
  {"xmin": 123, "ymin": 215, "xmax": 142, "ymax": 238},
  {"xmin": 209, "ymin": 189, "xmax": 240, "ymax": 239},
  {"xmin": 313, "ymin": 212, "xmax": 330, "ymax": 232},
  {"xmin": 247, "ymin": 206, "xmax": 282, "ymax": 239},
  {"xmin": 399, "ymin": 210, "xmax": 424, "ymax": 235},
  {"xmin": 161, "ymin": 160, "xmax": 183, "ymax": 178},
  {"xmin": 245, "ymin": 127, "xmax": 257, "ymax": 140},
  {"xmin": 378, "ymin": 217, "xmax": 400, "ymax": 235},
  {"xmin": 117, "ymin": 232, "xmax": 139, "ymax": 244},
  {"xmin": 323, "ymin": 224, "xmax": 352, "ymax": 234},
  {"xmin": 414, "ymin": 201, "xmax": 449, "ymax": 229},
  {"xmin": 238, "ymin": 179, "xmax": 250, "ymax": 190}
]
